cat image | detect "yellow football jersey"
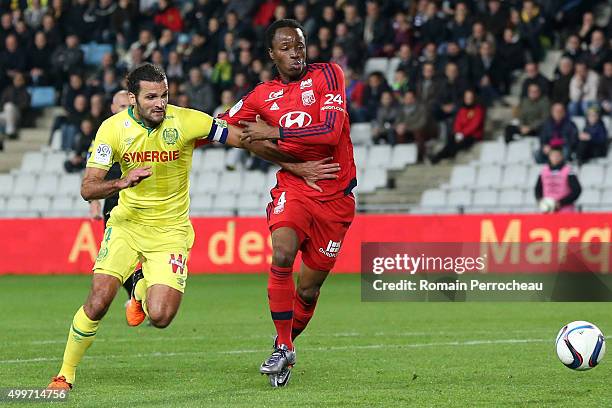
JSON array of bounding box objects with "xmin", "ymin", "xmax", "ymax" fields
[{"xmin": 87, "ymin": 104, "xmax": 227, "ymax": 226}]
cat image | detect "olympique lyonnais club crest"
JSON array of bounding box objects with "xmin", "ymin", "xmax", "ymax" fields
[
  {"xmin": 169, "ymin": 253, "xmax": 186, "ymax": 274},
  {"xmin": 302, "ymin": 90, "xmax": 316, "ymax": 106},
  {"xmin": 162, "ymin": 128, "xmax": 179, "ymax": 145}
]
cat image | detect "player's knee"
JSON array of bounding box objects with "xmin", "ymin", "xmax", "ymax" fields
[
  {"xmin": 84, "ymin": 298, "xmax": 110, "ymax": 321},
  {"xmin": 272, "ymin": 246, "xmax": 297, "ymax": 267},
  {"xmin": 297, "ymin": 286, "xmax": 320, "ymax": 304},
  {"xmin": 147, "ymin": 305, "xmax": 176, "ymax": 329},
  {"xmin": 149, "ymin": 316, "xmax": 173, "ymax": 329}
]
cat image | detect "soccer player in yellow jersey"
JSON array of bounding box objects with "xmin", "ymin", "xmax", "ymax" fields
[{"xmin": 47, "ymin": 63, "xmax": 338, "ymax": 390}]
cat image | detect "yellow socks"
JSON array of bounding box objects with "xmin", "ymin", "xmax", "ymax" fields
[
  {"xmin": 58, "ymin": 306, "xmax": 99, "ymax": 384},
  {"xmin": 134, "ymin": 277, "xmax": 149, "ymax": 316}
]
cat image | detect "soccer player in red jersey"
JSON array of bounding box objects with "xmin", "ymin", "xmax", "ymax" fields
[{"xmin": 219, "ymin": 19, "xmax": 357, "ymax": 387}]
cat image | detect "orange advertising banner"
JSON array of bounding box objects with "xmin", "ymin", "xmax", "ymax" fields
[{"xmin": 0, "ymin": 213, "xmax": 610, "ymax": 274}]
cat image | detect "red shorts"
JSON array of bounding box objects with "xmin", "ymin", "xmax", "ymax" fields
[{"xmin": 266, "ymin": 187, "xmax": 355, "ymax": 271}]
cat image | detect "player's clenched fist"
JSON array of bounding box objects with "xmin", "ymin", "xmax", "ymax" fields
[{"xmin": 118, "ymin": 166, "xmax": 152, "ymax": 189}]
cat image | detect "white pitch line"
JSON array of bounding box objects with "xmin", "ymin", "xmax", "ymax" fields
[
  {"xmin": 0, "ymin": 338, "xmax": 549, "ymax": 365},
  {"xmin": 5, "ymin": 329, "xmax": 552, "ymax": 347}
]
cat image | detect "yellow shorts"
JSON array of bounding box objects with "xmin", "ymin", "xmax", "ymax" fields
[{"xmin": 93, "ymin": 218, "xmax": 195, "ymax": 293}]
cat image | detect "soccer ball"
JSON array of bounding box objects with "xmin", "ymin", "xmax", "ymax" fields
[
  {"xmin": 555, "ymin": 321, "xmax": 606, "ymax": 370},
  {"xmin": 539, "ymin": 197, "xmax": 556, "ymax": 213}
]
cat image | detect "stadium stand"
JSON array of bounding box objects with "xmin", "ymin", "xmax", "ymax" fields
[{"xmin": 0, "ymin": 0, "xmax": 610, "ymax": 218}]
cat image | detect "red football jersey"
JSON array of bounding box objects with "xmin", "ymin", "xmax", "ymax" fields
[{"xmin": 219, "ymin": 63, "xmax": 357, "ymax": 201}]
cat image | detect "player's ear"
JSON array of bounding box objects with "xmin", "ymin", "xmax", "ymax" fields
[
  {"xmin": 128, "ymin": 92, "xmax": 137, "ymax": 106},
  {"xmin": 268, "ymin": 47, "xmax": 274, "ymax": 62}
]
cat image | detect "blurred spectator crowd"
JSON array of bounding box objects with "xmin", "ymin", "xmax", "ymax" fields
[{"xmin": 0, "ymin": 0, "xmax": 608, "ymax": 168}]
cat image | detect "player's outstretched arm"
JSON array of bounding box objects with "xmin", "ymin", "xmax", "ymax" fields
[
  {"xmin": 81, "ymin": 166, "xmax": 152, "ymax": 201},
  {"xmin": 224, "ymin": 123, "xmax": 340, "ymax": 192}
]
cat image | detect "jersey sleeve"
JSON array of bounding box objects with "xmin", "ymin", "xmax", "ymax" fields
[
  {"xmin": 217, "ymin": 89, "xmax": 259, "ymax": 126},
  {"xmin": 279, "ymin": 63, "xmax": 347, "ymax": 146},
  {"xmin": 179, "ymin": 107, "xmax": 229, "ymax": 144},
  {"xmin": 86, "ymin": 120, "xmax": 119, "ymax": 171}
]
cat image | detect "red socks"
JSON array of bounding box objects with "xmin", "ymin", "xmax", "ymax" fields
[
  {"xmin": 292, "ymin": 291, "xmax": 319, "ymax": 340},
  {"xmin": 268, "ymin": 265, "xmax": 294, "ymax": 349}
]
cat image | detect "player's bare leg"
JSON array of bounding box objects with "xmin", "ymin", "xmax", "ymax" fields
[
  {"xmin": 260, "ymin": 227, "xmax": 300, "ymax": 386},
  {"xmin": 48, "ymin": 274, "xmax": 120, "ymax": 389},
  {"xmin": 145, "ymin": 284, "xmax": 183, "ymax": 328}
]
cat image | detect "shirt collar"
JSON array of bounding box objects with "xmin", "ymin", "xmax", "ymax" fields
[{"xmin": 128, "ymin": 105, "xmax": 155, "ymax": 135}]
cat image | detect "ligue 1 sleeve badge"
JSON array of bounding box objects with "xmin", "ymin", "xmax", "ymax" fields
[{"xmin": 162, "ymin": 128, "xmax": 179, "ymax": 145}]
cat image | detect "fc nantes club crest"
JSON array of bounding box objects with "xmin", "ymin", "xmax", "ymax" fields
[{"xmin": 163, "ymin": 128, "xmax": 179, "ymax": 145}]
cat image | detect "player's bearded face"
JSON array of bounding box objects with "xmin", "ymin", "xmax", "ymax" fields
[
  {"xmin": 133, "ymin": 80, "xmax": 169, "ymax": 128},
  {"xmin": 270, "ymin": 27, "xmax": 306, "ymax": 81}
]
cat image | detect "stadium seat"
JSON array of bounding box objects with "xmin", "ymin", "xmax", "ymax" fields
[
  {"xmin": 478, "ymin": 142, "xmax": 506, "ymax": 164},
  {"xmin": 217, "ymin": 171, "xmax": 243, "ymax": 194},
  {"xmin": 527, "ymin": 165, "xmax": 541, "ymax": 185},
  {"xmin": 49, "ymin": 196, "xmax": 74, "ymax": 216},
  {"xmin": 27, "ymin": 86, "xmax": 56, "ymax": 108},
  {"xmin": 366, "ymin": 145, "xmax": 392, "ymax": 169},
  {"xmin": 12, "ymin": 174, "xmax": 37, "ymax": 197},
  {"xmin": 237, "ymin": 193, "xmax": 262, "ymax": 213},
  {"xmin": 189, "ymin": 170, "xmax": 198, "ymax": 188},
  {"xmin": 265, "ymin": 170, "xmax": 278, "ymax": 192},
  {"xmin": 0, "ymin": 174, "xmax": 13, "ymax": 196},
  {"xmin": 449, "ymin": 165, "xmax": 476, "ymax": 188},
  {"xmin": 579, "ymin": 189, "xmax": 601, "ymax": 206},
  {"xmin": 29, "ymin": 196, "xmax": 51, "ymax": 214},
  {"xmin": 353, "ymin": 145, "xmax": 368, "ymax": 171},
  {"xmin": 190, "ymin": 194, "xmax": 213, "ymax": 214},
  {"xmin": 211, "ymin": 193, "xmax": 237, "ymax": 215},
  {"xmin": 501, "ymin": 164, "xmax": 528, "ymax": 188},
  {"xmin": 475, "ymin": 165, "xmax": 502, "ymax": 188},
  {"xmin": 473, "ymin": 190, "xmax": 498, "ymax": 206},
  {"xmin": 499, "ymin": 189, "xmax": 524, "ymax": 207},
  {"xmin": 603, "ymin": 116, "xmax": 611, "ymax": 134},
  {"xmin": 44, "ymin": 151, "xmax": 68, "ymax": 173},
  {"xmin": 420, "ymin": 189, "xmax": 446, "ymax": 207},
  {"xmin": 447, "ymin": 190, "xmax": 472, "ymax": 208},
  {"xmin": 241, "ymin": 171, "xmax": 267, "ymax": 194},
  {"xmin": 192, "ymin": 148, "xmax": 203, "ymax": 163},
  {"xmin": 57, "ymin": 174, "xmax": 82, "ymax": 197},
  {"xmin": 579, "ymin": 164, "xmax": 604, "ymax": 188},
  {"xmin": 350, "ymin": 123, "xmax": 373, "ymax": 145},
  {"xmin": 389, "ymin": 144, "xmax": 417, "ymax": 170},
  {"xmin": 81, "ymin": 43, "xmax": 113, "ymax": 66},
  {"xmin": 601, "ymin": 189, "xmax": 612, "ymax": 204},
  {"xmin": 73, "ymin": 197, "xmax": 90, "ymax": 216},
  {"xmin": 36, "ymin": 174, "xmax": 60, "ymax": 197},
  {"xmin": 359, "ymin": 168, "xmax": 387, "ymax": 193},
  {"xmin": 20, "ymin": 152, "xmax": 45, "ymax": 174},
  {"xmin": 5, "ymin": 196, "xmax": 29, "ymax": 215},
  {"xmin": 191, "ymin": 172, "xmax": 220, "ymax": 194},
  {"xmin": 199, "ymin": 148, "xmax": 227, "ymax": 173},
  {"xmin": 582, "ymin": 204, "xmax": 604, "ymax": 212},
  {"xmin": 364, "ymin": 57, "xmax": 389, "ymax": 76},
  {"xmin": 506, "ymin": 141, "xmax": 533, "ymax": 164},
  {"xmin": 522, "ymin": 189, "xmax": 538, "ymax": 207},
  {"xmin": 386, "ymin": 57, "xmax": 401, "ymax": 85},
  {"xmin": 571, "ymin": 116, "xmax": 585, "ymax": 132}
]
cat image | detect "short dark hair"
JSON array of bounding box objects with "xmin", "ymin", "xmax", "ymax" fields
[
  {"xmin": 265, "ymin": 19, "xmax": 306, "ymax": 49},
  {"xmin": 126, "ymin": 63, "xmax": 166, "ymax": 96}
]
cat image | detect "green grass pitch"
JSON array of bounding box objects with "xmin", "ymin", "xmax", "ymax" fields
[{"xmin": 0, "ymin": 274, "xmax": 610, "ymax": 407}]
